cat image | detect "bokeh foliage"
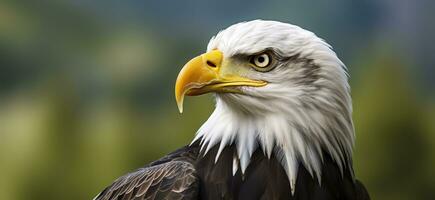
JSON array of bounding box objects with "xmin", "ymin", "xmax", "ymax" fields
[{"xmin": 0, "ymin": 1, "xmax": 434, "ymax": 199}]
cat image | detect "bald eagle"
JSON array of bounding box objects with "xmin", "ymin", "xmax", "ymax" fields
[{"xmin": 94, "ymin": 20, "xmax": 370, "ymax": 200}]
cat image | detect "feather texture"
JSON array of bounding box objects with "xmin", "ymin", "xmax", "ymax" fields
[{"xmin": 94, "ymin": 143, "xmax": 369, "ymax": 200}]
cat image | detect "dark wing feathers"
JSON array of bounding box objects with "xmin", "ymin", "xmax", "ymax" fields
[{"xmin": 94, "ymin": 161, "xmax": 198, "ymax": 200}]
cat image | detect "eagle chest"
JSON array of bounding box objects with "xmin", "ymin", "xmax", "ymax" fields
[{"xmin": 195, "ymin": 145, "xmax": 293, "ymax": 200}]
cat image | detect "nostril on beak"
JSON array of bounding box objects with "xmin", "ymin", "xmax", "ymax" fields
[{"xmin": 206, "ymin": 60, "xmax": 217, "ymax": 68}]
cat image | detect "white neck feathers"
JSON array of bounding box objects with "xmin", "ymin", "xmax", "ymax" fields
[{"xmin": 192, "ymin": 87, "xmax": 354, "ymax": 192}]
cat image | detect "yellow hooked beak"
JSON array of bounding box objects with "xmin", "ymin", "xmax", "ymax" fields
[{"xmin": 175, "ymin": 50, "xmax": 267, "ymax": 113}]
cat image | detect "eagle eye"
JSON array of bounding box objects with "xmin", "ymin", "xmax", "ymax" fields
[
  {"xmin": 249, "ymin": 52, "xmax": 275, "ymax": 72},
  {"xmin": 251, "ymin": 53, "xmax": 270, "ymax": 67}
]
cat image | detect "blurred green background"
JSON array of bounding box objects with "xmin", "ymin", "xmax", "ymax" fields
[{"xmin": 1, "ymin": 0, "xmax": 434, "ymax": 199}]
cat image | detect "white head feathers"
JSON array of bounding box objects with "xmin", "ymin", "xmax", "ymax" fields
[{"xmin": 192, "ymin": 20, "xmax": 354, "ymax": 191}]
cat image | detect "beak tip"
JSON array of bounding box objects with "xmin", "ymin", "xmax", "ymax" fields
[{"xmin": 176, "ymin": 96, "xmax": 184, "ymax": 114}]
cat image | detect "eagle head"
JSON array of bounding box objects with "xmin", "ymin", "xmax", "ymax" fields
[{"xmin": 174, "ymin": 20, "xmax": 354, "ymax": 189}]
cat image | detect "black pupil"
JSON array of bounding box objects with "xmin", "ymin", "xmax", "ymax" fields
[{"xmin": 257, "ymin": 56, "xmax": 265, "ymax": 63}]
